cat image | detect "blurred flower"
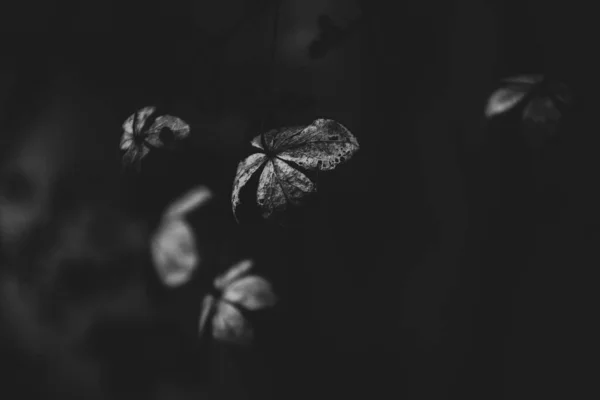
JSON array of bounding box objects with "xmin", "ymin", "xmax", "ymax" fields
[
  {"xmin": 120, "ymin": 106, "xmax": 190, "ymax": 171},
  {"xmin": 198, "ymin": 259, "xmax": 276, "ymax": 345}
]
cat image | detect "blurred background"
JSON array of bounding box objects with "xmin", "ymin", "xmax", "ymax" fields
[{"xmin": 1, "ymin": 0, "xmax": 599, "ymax": 399}]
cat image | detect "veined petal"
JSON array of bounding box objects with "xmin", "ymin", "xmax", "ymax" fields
[
  {"xmin": 256, "ymin": 159, "xmax": 286, "ymax": 219},
  {"xmin": 231, "ymin": 153, "xmax": 267, "ymax": 216},
  {"xmin": 275, "ymin": 119, "xmax": 359, "ymax": 171},
  {"xmin": 135, "ymin": 106, "xmax": 156, "ymax": 133},
  {"xmin": 147, "ymin": 115, "xmax": 190, "ymax": 140},
  {"xmin": 120, "ymin": 135, "xmax": 133, "ymax": 151},
  {"xmin": 272, "ymin": 158, "xmax": 315, "ymax": 205}
]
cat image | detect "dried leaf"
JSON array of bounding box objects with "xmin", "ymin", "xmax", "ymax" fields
[
  {"xmin": 119, "ymin": 106, "xmax": 190, "ymax": 170},
  {"xmin": 231, "ymin": 118, "xmax": 359, "ymax": 220}
]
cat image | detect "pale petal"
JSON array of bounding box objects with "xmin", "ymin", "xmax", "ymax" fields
[
  {"xmin": 484, "ymin": 87, "xmax": 527, "ymax": 117},
  {"xmin": 276, "ymin": 119, "xmax": 360, "ymax": 171},
  {"xmin": 212, "ymin": 301, "xmax": 253, "ymax": 345},
  {"xmin": 198, "ymin": 295, "xmax": 215, "ymax": 336},
  {"xmin": 272, "ymin": 158, "xmax": 315, "ymax": 205},
  {"xmin": 150, "ymin": 219, "xmax": 199, "ymax": 288},
  {"xmin": 231, "ymin": 153, "xmax": 267, "ymax": 216},
  {"xmin": 164, "ymin": 186, "xmax": 213, "ymax": 219},
  {"xmin": 223, "ymin": 275, "xmax": 277, "ymax": 310},
  {"xmin": 147, "ymin": 115, "xmax": 191, "ymax": 140},
  {"xmin": 122, "ymin": 113, "xmax": 134, "ymax": 134},
  {"xmin": 120, "ymin": 136, "xmax": 133, "ymax": 151},
  {"xmin": 135, "ymin": 106, "xmax": 156, "ymax": 133},
  {"xmin": 214, "ymin": 259, "xmax": 254, "ymax": 291},
  {"xmin": 256, "ymin": 159, "xmax": 286, "ymax": 219}
]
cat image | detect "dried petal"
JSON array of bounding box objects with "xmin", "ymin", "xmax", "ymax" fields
[
  {"xmin": 135, "ymin": 106, "xmax": 156, "ymax": 133},
  {"xmin": 276, "ymin": 119, "xmax": 359, "ymax": 171},
  {"xmin": 256, "ymin": 160, "xmax": 286, "ymax": 219},
  {"xmin": 267, "ymin": 126, "xmax": 303, "ymax": 151},
  {"xmin": 273, "ymin": 158, "xmax": 315, "ymax": 205},
  {"xmin": 120, "ymin": 130, "xmax": 133, "ymax": 150},
  {"xmin": 147, "ymin": 115, "xmax": 190, "ymax": 140},
  {"xmin": 123, "ymin": 113, "xmax": 135, "ymax": 134},
  {"xmin": 231, "ymin": 153, "xmax": 267, "ymax": 216}
]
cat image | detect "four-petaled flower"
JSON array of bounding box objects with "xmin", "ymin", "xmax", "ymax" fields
[{"xmin": 198, "ymin": 259, "xmax": 276, "ymax": 345}]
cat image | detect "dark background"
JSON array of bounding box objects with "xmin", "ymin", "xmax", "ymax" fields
[{"xmin": 1, "ymin": 0, "xmax": 598, "ymax": 399}]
